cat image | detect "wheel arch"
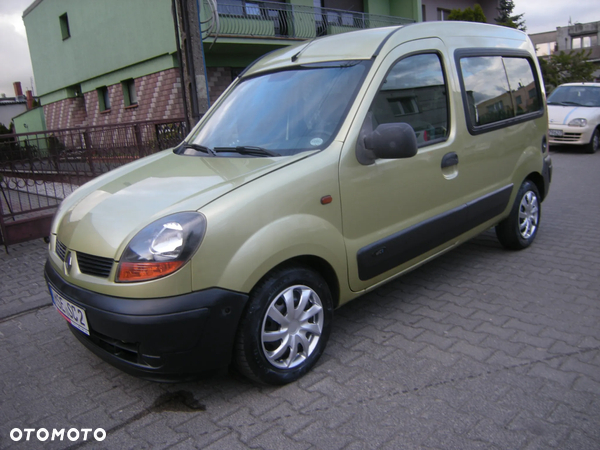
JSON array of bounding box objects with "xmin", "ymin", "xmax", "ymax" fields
[
  {"xmin": 252, "ymin": 255, "xmax": 341, "ymax": 309},
  {"xmin": 198, "ymin": 210, "xmax": 348, "ymax": 301},
  {"xmin": 525, "ymin": 171, "xmax": 547, "ymax": 201},
  {"xmin": 495, "ymin": 177, "xmax": 541, "ymax": 250},
  {"xmin": 588, "ymin": 125, "xmax": 600, "ymax": 153},
  {"xmin": 233, "ymin": 256, "xmax": 337, "ymax": 384}
]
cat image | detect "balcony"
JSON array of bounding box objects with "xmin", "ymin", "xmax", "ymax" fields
[{"xmin": 201, "ymin": 0, "xmax": 415, "ymax": 41}]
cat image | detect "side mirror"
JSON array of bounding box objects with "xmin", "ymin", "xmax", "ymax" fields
[
  {"xmin": 356, "ymin": 121, "xmax": 418, "ymax": 165},
  {"xmin": 366, "ymin": 123, "xmax": 418, "ymax": 159}
]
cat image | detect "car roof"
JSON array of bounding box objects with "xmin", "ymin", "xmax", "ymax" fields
[
  {"xmin": 243, "ymin": 21, "xmax": 531, "ymax": 77},
  {"xmin": 555, "ymin": 83, "xmax": 600, "ymax": 88}
]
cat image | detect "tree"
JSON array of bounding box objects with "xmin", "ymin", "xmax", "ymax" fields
[
  {"xmin": 0, "ymin": 123, "xmax": 12, "ymax": 135},
  {"xmin": 495, "ymin": 0, "xmax": 526, "ymax": 31},
  {"xmin": 447, "ymin": 4, "xmax": 487, "ymax": 23},
  {"xmin": 538, "ymin": 49, "xmax": 595, "ymax": 92}
]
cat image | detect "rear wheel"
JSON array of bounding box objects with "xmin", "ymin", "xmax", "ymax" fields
[
  {"xmin": 585, "ymin": 128, "xmax": 599, "ymax": 154},
  {"xmin": 234, "ymin": 265, "xmax": 333, "ymax": 384},
  {"xmin": 496, "ymin": 180, "xmax": 541, "ymax": 250}
]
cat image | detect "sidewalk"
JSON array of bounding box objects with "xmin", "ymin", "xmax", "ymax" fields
[{"xmin": 0, "ymin": 239, "xmax": 50, "ymax": 320}]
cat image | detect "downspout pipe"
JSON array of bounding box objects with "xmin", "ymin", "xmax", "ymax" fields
[
  {"xmin": 172, "ymin": 0, "xmax": 191, "ymax": 131},
  {"xmin": 196, "ymin": 0, "xmax": 211, "ymax": 108},
  {"xmin": 180, "ymin": 0, "xmax": 201, "ymax": 124}
]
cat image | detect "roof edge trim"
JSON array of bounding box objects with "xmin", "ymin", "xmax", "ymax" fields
[
  {"xmin": 372, "ymin": 25, "xmax": 408, "ymax": 58},
  {"xmin": 23, "ymin": 0, "xmax": 44, "ymax": 18}
]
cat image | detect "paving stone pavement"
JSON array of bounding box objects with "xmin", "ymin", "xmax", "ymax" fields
[{"xmin": 1, "ymin": 148, "xmax": 599, "ymax": 449}]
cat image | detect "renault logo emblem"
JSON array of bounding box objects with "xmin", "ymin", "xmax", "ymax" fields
[{"xmin": 65, "ymin": 251, "xmax": 73, "ymax": 275}]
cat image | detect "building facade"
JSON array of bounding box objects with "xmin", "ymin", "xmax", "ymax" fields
[
  {"xmin": 0, "ymin": 82, "xmax": 35, "ymax": 129},
  {"xmin": 200, "ymin": 1, "xmax": 500, "ymax": 96},
  {"xmin": 24, "ymin": 0, "xmax": 502, "ymax": 132},
  {"xmin": 0, "ymin": 96, "xmax": 27, "ymax": 130},
  {"xmin": 24, "ymin": 0, "xmax": 186, "ymax": 131},
  {"xmin": 530, "ymin": 20, "xmax": 600, "ymax": 80}
]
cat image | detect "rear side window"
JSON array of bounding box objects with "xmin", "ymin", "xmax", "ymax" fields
[
  {"xmin": 457, "ymin": 51, "xmax": 543, "ymax": 133},
  {"xmin": 369, "ymin": 53, "xmax": 449, "ymax": 146}
]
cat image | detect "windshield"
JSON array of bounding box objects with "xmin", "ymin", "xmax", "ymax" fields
[
  {"xmin": 547, "ymin": 85, "xmax": 600, "ymax": 107},
  {"xmin": 187, "ymin": 61, "xmax": 369, "ymax": 157}
]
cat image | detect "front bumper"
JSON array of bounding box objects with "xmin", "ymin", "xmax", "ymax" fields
[
  {"xmin": 548, "ymin": 125, "xmax": 593, "ymax": 146},
  {"xmin": 542, "ymin": 154, "xmax": 552, "ymax": 199},
  {"xmin": 45, "ymin": 260, "xmax": 248, "ymax": 381}
]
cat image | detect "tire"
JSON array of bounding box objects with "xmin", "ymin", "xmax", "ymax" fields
[
  {"xmin": 495, "ymin": 180, "xmax": 541, "ymax": 250},
  {"xmin": 234, "ymin": 265, "xmax": 333, "ymax": 385},
  {"xmin": 585, "ymin": 128, "xmax": 599, "ymax": 154}
]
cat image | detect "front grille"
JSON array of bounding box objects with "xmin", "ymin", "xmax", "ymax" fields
[
  {"xmin": 56, "ymin": 240, "xmax": 67, "ymax": 261},
  {"xmin": 552, "ymin": 133, "xmax": 582, "ymax": 142},
  {"xmin": 76, "ymin": 252, "xmax": 113, "ymax": 278}
]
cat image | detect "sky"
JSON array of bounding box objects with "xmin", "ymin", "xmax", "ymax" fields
[
  {"xmin": 0, "ymin": 0, "xmax": 35, "ymax": 97},
  {"xmin": 1, "ymin": 0, "xmax": 600, "ymax": 97}
]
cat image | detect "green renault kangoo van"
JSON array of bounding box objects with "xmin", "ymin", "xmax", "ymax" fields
[{"xmin": 46, "ymin": 22, "xmax": 552, "ymax": 384}]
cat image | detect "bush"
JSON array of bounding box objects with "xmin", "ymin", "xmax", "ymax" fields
[{"xmin": 447, "ymin": 5, "xmax": 487, "ymax": 23}]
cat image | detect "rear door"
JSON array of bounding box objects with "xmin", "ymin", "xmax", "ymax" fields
[{"xmin": 453, "ymin": 49, "xmax": 546, "ymax": 200}]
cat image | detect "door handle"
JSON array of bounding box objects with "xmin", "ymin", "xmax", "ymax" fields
[{"xmin": 441, "ymin": 152, "xmax": 458, "ymax": 169}]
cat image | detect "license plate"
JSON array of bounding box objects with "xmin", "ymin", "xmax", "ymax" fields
[
  {"xmin": 548, "ymin": 129, "xmax": 563, "ymax": 137},
  {"xmin": 49, "ymin": 285, "xmax": 90, "ymax": 335}
]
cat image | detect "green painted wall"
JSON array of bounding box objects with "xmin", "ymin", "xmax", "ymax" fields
[
  {"xmin": 390, "ymin": 0, "xmax": 421, "ymax": 21},
  {"xmin": 37, "ymin": 54, "xmax": 179, "ymax": 106},
  {"xmin": 79, "ymin": 54, "xmax": 178, "ymax": 94},
  {"xmin": 291, "ymin": 0, "xmax": 314, "ymax": 7},
  {"xmin": 364, "ymin": 0, "xmax": 421, "ymax": 20},
  {"xmin": 364, "ymin": 0, "xmax": 391, "ymax": 16},
  {"xmin": 24, "ymin": 0, "xmax": 177, "ymax": 98},
  {"xmin": 13, "ymin": 107, "xmax": 46, "ymax": 134},
  {"xmin": 37, "ymin": 88, "xmax": 71, "ymax": 106}
]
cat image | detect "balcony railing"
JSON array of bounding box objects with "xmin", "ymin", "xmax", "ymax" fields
[{"xmin": 201, "ymin": 0, "xmax": 414, "ymax": 40}]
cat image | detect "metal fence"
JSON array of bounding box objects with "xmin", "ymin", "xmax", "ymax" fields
[
  {"xmin": 201, "ymin": 0, "xmax": 414, "ymax": 40},
  {"xmin": 0, "ymin": 119, "xmax": 186, "ymax": 248}
]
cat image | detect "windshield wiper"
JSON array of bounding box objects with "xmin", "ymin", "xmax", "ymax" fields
[
  {"xmin": 552, "ymin": 101, "xmax": 584, "ymax": 106},
  {"xmin": 178, "ymin": 143, "xmax": 280, "ymax": 157},
  {"xmin": 179, "ymin": 143, "xmax": 217, "ymax": 156},
  {"xmin": 213, "ymin": 146, "xmax": 281, "ymax": 157}
]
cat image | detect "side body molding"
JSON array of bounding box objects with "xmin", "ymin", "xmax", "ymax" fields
[{"xmin": 357, "ymin": 185, "xmax": 513, "ymax": 280}]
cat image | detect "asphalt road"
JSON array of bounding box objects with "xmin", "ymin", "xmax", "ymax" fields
[{"xmin": 1, "ymin": 147, "xmax": 599, "ymax": 449}]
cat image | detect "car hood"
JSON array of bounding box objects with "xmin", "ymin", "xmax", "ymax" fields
[
  {"xmin": 548, "ymin": 104, "xmax": 599, "ymax": 125},
  {"xmin": 55, "ymin": 150, "xmax": 311, "ymax": 259}
]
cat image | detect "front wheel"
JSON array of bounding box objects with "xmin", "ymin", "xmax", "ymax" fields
[
  {"xmin": 234, "ymin": 265, "xmax": 333, "ymax": 384},
  {"xmin": 585, "ymin": 128, "xmax": 599, "ymax": 154},
  {"xmin": 495, "ymin": 180, "xmax": 541, "ymax": 250}
]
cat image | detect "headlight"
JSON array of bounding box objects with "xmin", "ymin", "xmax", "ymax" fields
[
  {"xmin": 568, "ymin": 118, "xmax": 587, "ymax": 127},
  {"xmin": 116, "ymin": 212, "xmax": 206, "ymax": 282}
]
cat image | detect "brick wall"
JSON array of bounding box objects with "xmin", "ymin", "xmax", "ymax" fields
[
  {"xmin": 207, "ymin": 67, "xmax": 243, "ymax": 103},
  {"xmin": 42, "ymin": 68, "xmax": 185, "ymax": 130},
  {"xmin": 44, "ymin": 97, "xmax": 88, "ymax": 130}
]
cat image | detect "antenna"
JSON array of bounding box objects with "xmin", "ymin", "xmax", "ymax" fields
[{"xmin": 292, "ymin": 37, "xmax": 317, "ymax": 63}]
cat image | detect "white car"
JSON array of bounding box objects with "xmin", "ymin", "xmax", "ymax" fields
[{"xmin": 547, "ymin": 82, "xmax": 600, "ymax": 154}]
